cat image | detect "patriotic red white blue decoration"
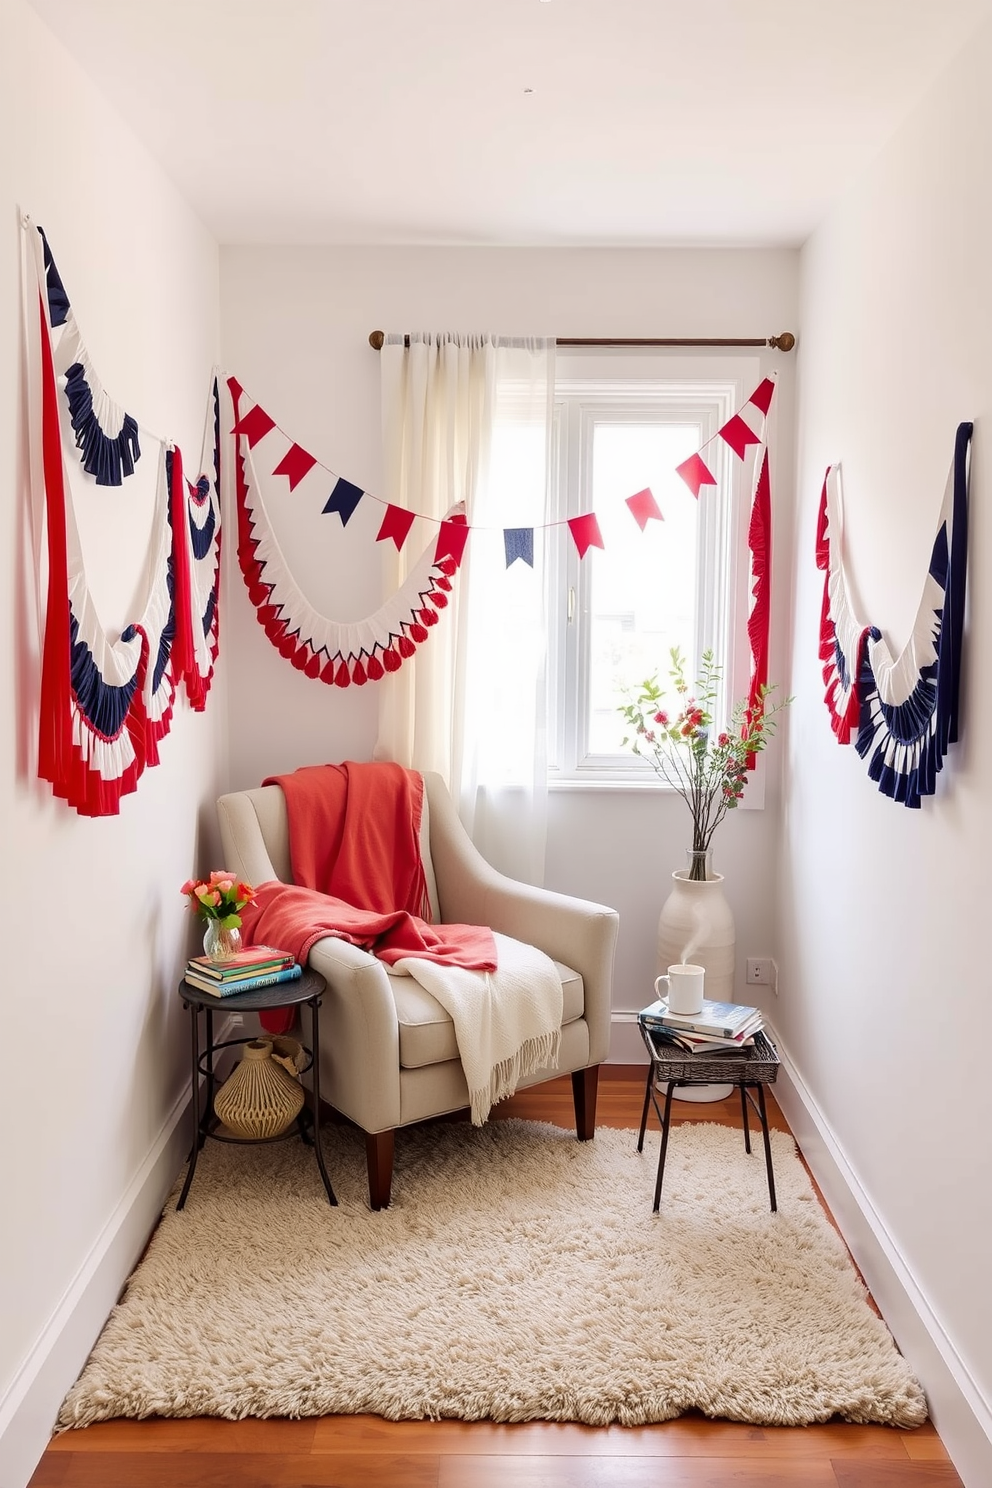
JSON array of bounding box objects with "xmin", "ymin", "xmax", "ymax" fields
[
  {"xmin": 229, "ymin": 378, "xmax": 456, "ymax": 686},
  {"xmin": 815, "ymin": 467, "xmax": 872, "ymax": 746},
  {"xmin": 816, "ymin": 422, "xmax": 972, "ymax": 807},
  {"xmin": 679, "ymin": 377, "xmax": 777, "ymax": 761},
  {"xmin": 227, "ymin": 372, "xmax": 777, "ymax": 711},
  {"xmin": 24, "ymin": 222, "xmax": 221, "ymax": 816}
]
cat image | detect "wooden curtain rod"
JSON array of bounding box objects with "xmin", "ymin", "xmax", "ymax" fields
[{"xmin": 368, "ymin": 330, "xmax": 796, "ymax": 352}]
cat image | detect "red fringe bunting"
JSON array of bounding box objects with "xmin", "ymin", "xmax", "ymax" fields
[{"xmin": 230, "ymin": 377, "xmax": 456, "ymax": 689}]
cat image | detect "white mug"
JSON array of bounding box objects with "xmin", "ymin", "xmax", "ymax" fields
[{"xmin": 654, "ymin": 962, "xmax": 705, "ymax": 1016}]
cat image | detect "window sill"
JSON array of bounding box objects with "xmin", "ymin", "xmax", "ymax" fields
[
  {"xmin": 548, "ymin": 776, "xmax": 668, "ymax": 792},
  {"xmin": 547, "ymin": 774, "xmax": 767, "ymax": 809}
]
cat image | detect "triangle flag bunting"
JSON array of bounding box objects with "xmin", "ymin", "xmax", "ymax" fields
[
  {"xmin": 273, "ymin": 443, "xmax": 318, "ymax": 491},
  {"xmin": 567, "ymin": 513, "xmax": 605, "ymax": 559},
  {"xmin": 675, "ymin": 452, "xmax": 717, "ymax": 499},
  {"xmin": 504, "ymin": 528, "xmax": 534, "ymax": 568},
  {"xmin": 626, "ymin": 487, "xmax": 663, "ymax": 531},
  {"xmin": 435, "ymin": 516, "xmax": 470, "ymax": 568},
  {"xmin": 376, "ymin": 503, "xmax": 416, "ymax": 550},
  {"xmin": 232, "ymin": 403, "xmax": 276, "ymax": 448},
  {"xmin": 748, "ymin": 377, "xmax": 776, "ymax": 416},
  {"xmin": 322, "ymin": 476, "xmax": 364, "ymax": 525},
  {"xmin": 718, "ymin": 412, "xmax": 763, "ymax": 461}
]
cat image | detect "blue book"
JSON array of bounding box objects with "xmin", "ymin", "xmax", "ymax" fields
[
  {"xmin": 639, "ymin": 996, "xmax": 761, "ymax": 1039},
  {"xmin": 184, "ymin": 964, "xmax": 303, "ymax": 997}
]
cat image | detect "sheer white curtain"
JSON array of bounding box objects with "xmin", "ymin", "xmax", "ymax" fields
[{"xmin": 377, "ymin": 333, "xmax": 555, "ymax": 886}]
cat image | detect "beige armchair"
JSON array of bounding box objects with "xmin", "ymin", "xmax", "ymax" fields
[{"xmin": 216, "ymin": 770, "xmax": 619, "ymax": 1209}]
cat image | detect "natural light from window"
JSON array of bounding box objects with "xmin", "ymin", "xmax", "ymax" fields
[{"xmin": 587, "ymin": 422, "xmax": 701, "ymax": 754}]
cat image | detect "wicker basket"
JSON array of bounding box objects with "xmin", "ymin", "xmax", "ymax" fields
[{"xmin": 213, "ymin": 1038, "xmax": 305, "ymax": 1139}]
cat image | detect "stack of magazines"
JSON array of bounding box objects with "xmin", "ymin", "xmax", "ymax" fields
[
  {"xmin": 638, "ymin": 995, "xmax": 763, "ymax": 1053},
  {"xmin": 184, "ymin": 944, "xmax": 301, "ymax": 997}
]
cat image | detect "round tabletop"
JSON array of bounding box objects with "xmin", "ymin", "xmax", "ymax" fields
[{"xmin": 178, "ymin": 964, "xmax": 326, "ymax": 1013}]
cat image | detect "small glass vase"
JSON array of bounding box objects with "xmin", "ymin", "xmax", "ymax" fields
[
  {"xmin": 685, "ymin": 847, "xmax": 713, "ymax": 883},
  {"xmin": 202, "ymin": 919, "xmax": 242, "ymax": 962}
]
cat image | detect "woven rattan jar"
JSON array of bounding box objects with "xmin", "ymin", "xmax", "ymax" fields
[{"xmin": 213, "ymin": 1038, "xmax": 305, "ymax": 1139}]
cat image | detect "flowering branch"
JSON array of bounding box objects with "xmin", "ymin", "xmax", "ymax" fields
[{"xmin": 618, "ymin": 648, "xmax": 789, "ymax": 879}]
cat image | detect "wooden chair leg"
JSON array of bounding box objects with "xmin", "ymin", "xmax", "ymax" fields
[
  {"xmin": 571, "ymin": 1065, "xmax": 600, "ymax": 1141},
  {"xmin": 365, "ymin": 1129, "xmax": 395, "ymax": 1211}
]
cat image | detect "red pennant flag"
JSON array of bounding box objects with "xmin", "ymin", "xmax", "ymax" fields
[
  {"xmin": 748, "ymin": 377, "xmax": 776, "ymax": 416},
  {"xmin": 675, "ymin": 452, "xmax": 716, "ymax": 499},
  {"xmin": 719, "ymin": 414, "xmax": 762, "ymax": 461},
  {"xmin": 273, "ymin": 443, "xmax": 317, "ymax": 491},
  {"xmin": 625, "ymin": 487, "xmax": 663, "ymax": 531},
  {"xmin": 435, "ymin": 516, "xmax": 470, "ymax": 568},
  {"xmin": 567, "ymin": 513, "xmax": 605, "ymax": 559},
  {"xmin": 232, "ymin": 403, "xmax": 276, "ymax": 447},
  {"xmin": 376, "ymin": 503, "xmax": 416, "ymax": 551}
]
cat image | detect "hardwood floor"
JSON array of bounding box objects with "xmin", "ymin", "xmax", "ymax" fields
[{"xmin": 30, "ymin": 1069, "xmax": 963, "ymax": 1488}]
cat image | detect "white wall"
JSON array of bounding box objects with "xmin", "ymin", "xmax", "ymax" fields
[
  {"xmin": 0, "ymin": 4, "xmax": 223, "ymax": 1484},
  {"xmin": 784, "ymin": 16, "xmax": 992, "ymax": 1484},
  {"xmin": 221, "ymin": 245, "xmax": 799, "ymax": 1040}
]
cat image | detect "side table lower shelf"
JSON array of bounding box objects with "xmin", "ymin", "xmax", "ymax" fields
[{"xmin": 177, "ymin": 966, "xmax": 337, "ymax": 1210}]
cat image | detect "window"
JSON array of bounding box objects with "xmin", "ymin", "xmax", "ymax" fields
[{"xmin": 547, "ymin": 355, "xmax": 760, "ymax": 784}]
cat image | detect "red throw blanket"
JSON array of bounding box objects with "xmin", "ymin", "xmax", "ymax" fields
[
  {"xmin": 264, "ymin": 761, "xmax": 431, "ymax": 918},
  {"xmin": 240, "ymin": 761, "xmax": 497, "ymax": 1033}
]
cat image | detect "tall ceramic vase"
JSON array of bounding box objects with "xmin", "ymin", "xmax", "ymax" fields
[
  {"xmin": 656, "ymin": 850, "xmax": 736, "ymax": 1000},
  {"xmin": 656, "ymin": 850, "xmax": 736, "ymax": 1102}
]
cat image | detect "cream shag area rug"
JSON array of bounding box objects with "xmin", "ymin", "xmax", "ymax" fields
[{"xmin": 58, "ymin": 1118, "xmax": 927, "ymax": 1430}]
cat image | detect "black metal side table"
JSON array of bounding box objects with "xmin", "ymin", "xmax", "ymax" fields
[
  {"xmin": 636, "ymin": 1020, "xmax": 780, "ymax": 1213},
  {"xmin": 176, "ymin": 966, "xmax": 337, "ymax": 1210}
]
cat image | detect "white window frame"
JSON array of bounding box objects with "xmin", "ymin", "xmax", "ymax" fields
[{"xmin": 547, "ymin": 352, "xmax": 761, "ymax": 789}]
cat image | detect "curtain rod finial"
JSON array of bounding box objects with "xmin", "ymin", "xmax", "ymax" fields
[
  {"xmin": 369, "ymin": 330, "xmax": 385, "ymax": 350},
  {"xmin": 769, "ymin": 332, "xmax": 795, "ymax": 352}
]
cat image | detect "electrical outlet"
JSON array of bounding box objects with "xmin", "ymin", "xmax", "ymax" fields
[{"xmin": 746, "ymin": 957, "xmax": 776, "ymax": 988}]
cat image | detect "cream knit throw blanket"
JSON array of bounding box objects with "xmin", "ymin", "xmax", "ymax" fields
[{"xmin": 394, "ymin": 932, "xmax": 563, "ymax": 1124}]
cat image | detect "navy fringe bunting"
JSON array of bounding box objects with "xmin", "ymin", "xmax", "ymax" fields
[
  {"xmin": 852, "ymin": 421, "xmax": 972, "ymax": 809},
  {"xmin": 38, "ymin": 226, "xmax": 70, "ymax": 327},
  {"xmin": 201, "ymin": 587, "xmax": 217, "ymax": 641},
  {"xmin": 69, "ymin": 611, "xmax": 139, "ymax": 740},
  {"xmin": 64, "ymin": 362, "xmax": 141, "ymax": 486},
  {"xmin": 187, "ymin": 497, "xmax": 216, "ymax": 560}
]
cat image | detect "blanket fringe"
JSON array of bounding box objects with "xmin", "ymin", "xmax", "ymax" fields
[{"xmin": 469, "ymin": 1028, "xmax": 562, "ymax": 1126}]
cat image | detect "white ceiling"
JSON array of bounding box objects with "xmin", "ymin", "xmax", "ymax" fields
[{"xmin": 28, "ymin": 0, "xmax": 992, "ymax": 248}]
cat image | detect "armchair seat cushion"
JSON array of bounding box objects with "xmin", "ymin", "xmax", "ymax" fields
[{"xmin": 392, "ymin": 961, "xmax": 584, "ymax": 1070}]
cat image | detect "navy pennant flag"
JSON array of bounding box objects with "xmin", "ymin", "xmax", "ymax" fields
[
  {"xmin": 322, "ymin": 477, "xmax": 365, "ymax": 525},
  {"xmin": 503, "ymin": 527, "xmax": 534, "ymax": 568}
]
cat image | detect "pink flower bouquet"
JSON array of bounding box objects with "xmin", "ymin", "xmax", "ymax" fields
[{"xmin": 180, "ymin": 871, "xmax": 256, "ymax": 929}]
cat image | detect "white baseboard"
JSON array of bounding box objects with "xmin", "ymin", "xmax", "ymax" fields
[
  {"xmin": 769, "ymin": 1025, "xmax": 992, "ymax": 1488},
  {"xmin": 607, "ymin": 1010, "xmax": 651, "ymax": 1064},
  {"xmin": 0, "ymin": 1011, "xmax": 240, "ymax": 1488}
]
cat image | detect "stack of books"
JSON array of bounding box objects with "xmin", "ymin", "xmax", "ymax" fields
[
  {"xmin": 638, "ymin": 994, "xmax": 764, "ymax": 1054},
  {"xmin": 184, "ymin": 944, "xmax": 301, "ymax": 997}
]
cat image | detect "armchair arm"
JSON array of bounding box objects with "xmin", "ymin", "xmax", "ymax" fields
[{"xmin": 424, "ymin": 774, "xmax": 619, "ymax": 1066}]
